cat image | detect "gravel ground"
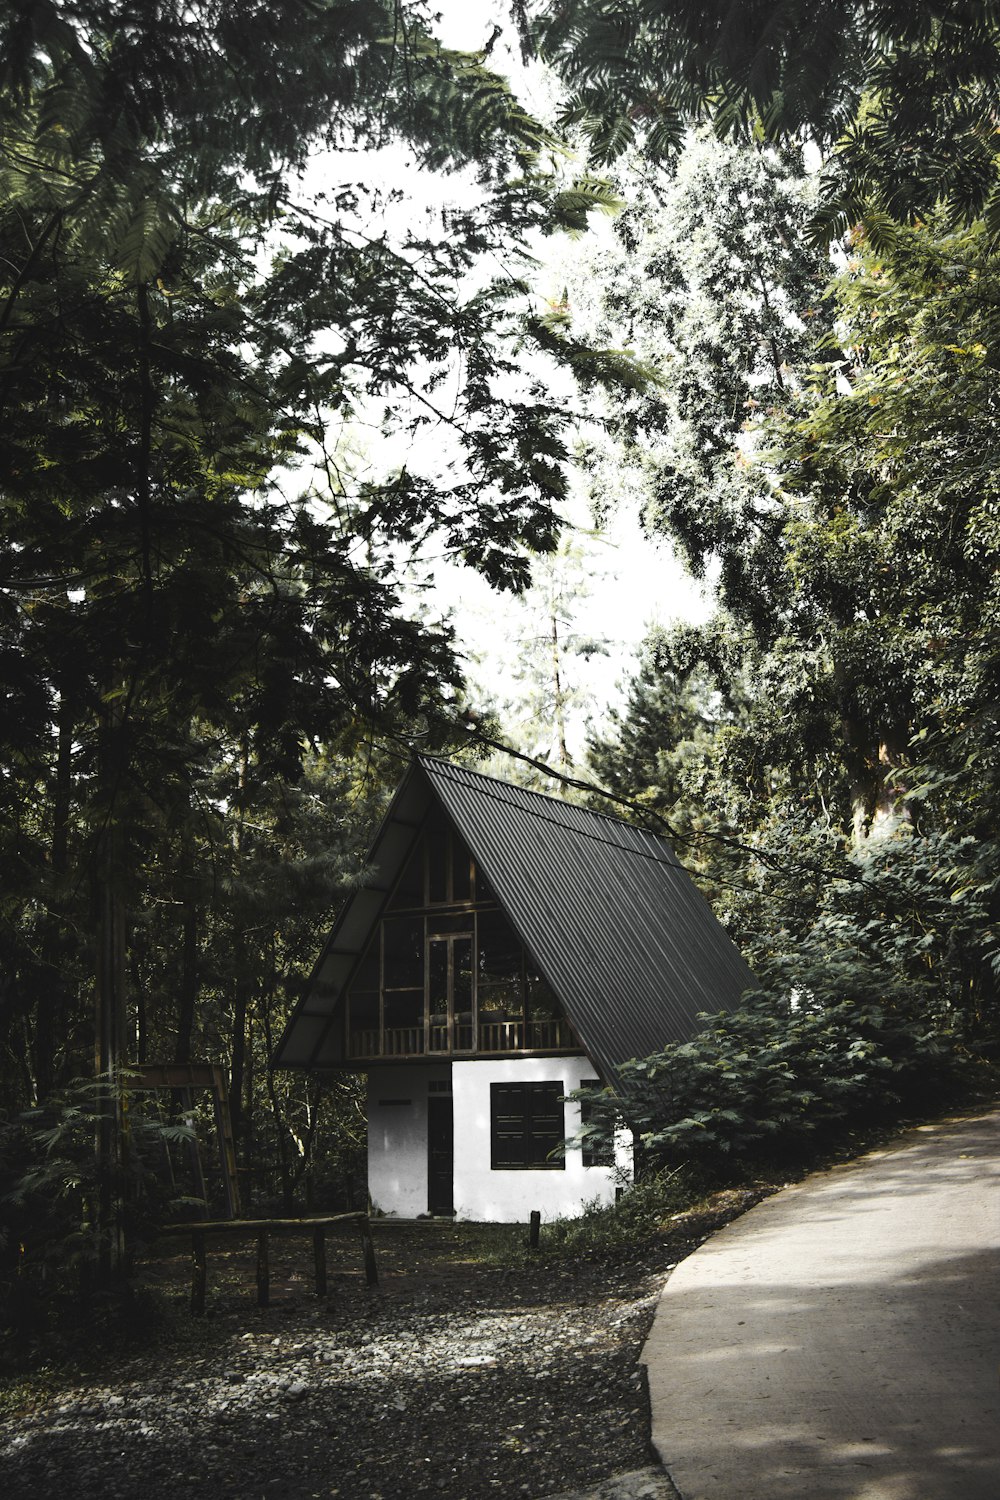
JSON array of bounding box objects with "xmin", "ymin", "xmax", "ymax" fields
[{"xmin": 1, "ymin": 1195, "xmax": 765, "ymax": 1500}]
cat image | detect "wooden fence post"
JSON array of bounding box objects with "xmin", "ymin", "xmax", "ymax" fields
[
  {"xmin": 529, "ymin": 1210, "xmax": 541, "ymax": 1250},
  {"xmin": 357, "ymin": 1216, "xmax": 378, "ymax": 1286}
]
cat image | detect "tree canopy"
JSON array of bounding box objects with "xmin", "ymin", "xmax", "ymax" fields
[
  {"xmin": 564, "ymin": 112, "xmax": 1000, "ymax": 1166},
  {"xmin": 535, "ymin": 1, "xmax": 1000, "ymax": 239},
  {"xmin": 0, "ymin": 0, "xmax": 636, "ymax": 1269},
  {"xmin": 6, "ymin": 0, "xmax": 1000, "ymax": 1312}
]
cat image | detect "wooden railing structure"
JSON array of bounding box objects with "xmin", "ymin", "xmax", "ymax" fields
[
  {"xmin": 347, "ymin": 1016, "xmax": 572, "ymax": 1060},
  {"xmin": 158, "ymin": 1211, "xmax": 378, "ymax": 1315}
]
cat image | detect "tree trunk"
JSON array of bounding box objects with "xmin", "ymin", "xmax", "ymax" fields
[
  {"xmin": 229, "ymin": 969, "xmax": 250, "ymax": 1162},
  {"xmin": 52, "ymin": 682, "xmax": 73, "ymax": 875},
  {"xmin": 243, "ymin": 1009, "xmax": 256, "ymax": 1209},
  {"xmin": 549, "ymin": 607, "xmax": 570, "ymax": 772},
  {"xmin": 174, "ymin": 899, "xmax": 198, "ymax": 1064},
  {"xmin": 844, "ymin": 719, "xmax": 913, "ymax": 850},
  {"xmin": 130, "ymin": 942, "xmax": 148, "ymax": 1065},
  {"xmin": 94, "ymin": 705, "xmax": 128, "ymax": 1281},
  {"xmin": 31, "ymin": 684, "xmax": 77, "ymax": 1100}
]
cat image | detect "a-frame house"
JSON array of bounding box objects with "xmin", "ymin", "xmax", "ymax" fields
[{"xmin": 275, "ymin": 755, "xmax": 755, "ymax": 1222}]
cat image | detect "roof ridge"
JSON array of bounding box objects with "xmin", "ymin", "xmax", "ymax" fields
[{"xmin": 415, "ymin": 752, "xmax": 670, "ymax": 843}]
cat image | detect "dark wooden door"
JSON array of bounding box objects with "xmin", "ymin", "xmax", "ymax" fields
[{"xmin": 427, "ymin": 1095, "xmax": 454, "ymax": 1215}]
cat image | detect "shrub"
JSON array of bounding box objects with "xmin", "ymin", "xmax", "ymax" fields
[
  {"xmin": 576, "ymin": 984, "xmax": 972, "ymax": 1181},
  {"xmin": 538, "ymin": 1168, "xmax": 701, "ymax": 1260},
  {"xmin": 1, "ymin": 1073, "xmax": 194, "ymax": 1327}
]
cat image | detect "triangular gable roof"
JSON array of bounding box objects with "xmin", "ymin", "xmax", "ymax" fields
[{"xmin": 274, "ymin": 755, "xmax": 756, "ymax": 1082}]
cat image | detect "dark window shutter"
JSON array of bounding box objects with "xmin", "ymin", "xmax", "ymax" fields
[
  {"xmin": 490, "ymin": 1082, "xmax": 565, "ymax": 1170},
  {"xmin": 527, "ymin": 1083, "xmax": 564, "ymax": 1165},
  {"xmin": 491, "ymin": 1083, "xmax": 527, "ymax": 1168}
]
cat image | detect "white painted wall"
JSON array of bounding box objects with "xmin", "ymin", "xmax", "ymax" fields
[
  {"xmin": 366, "ymin": 1063, "xmax": 451, "ymax": 1217},
  {"xmin": 366, "ymin": 1056, "xmax": 632, "ymax": 1222},
  {"xmin": 452, "ymin": 1056, "xmax": 632, "ymax": 1223}
]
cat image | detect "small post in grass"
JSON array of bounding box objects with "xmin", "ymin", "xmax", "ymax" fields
[{"xmin": 529, "ymin": 1209, "xmax": 541, "ymax": 1250}]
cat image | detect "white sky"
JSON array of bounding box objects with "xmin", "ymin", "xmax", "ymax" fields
[
  {"xmin": 430, "ymin": 502, "xmax": 712, "ymax": 748},
  {"xmin": 300, "ymin": 0, "xmax": 714, "ymax": 755},
  {"xmin": 419, "ymin": 1, "xmax": 712, "ymax": 747}
]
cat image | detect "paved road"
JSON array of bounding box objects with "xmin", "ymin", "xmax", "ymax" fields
[{"xmin": 641, "ymin": 1110, "xmax": 1000, "ymax": 1500}]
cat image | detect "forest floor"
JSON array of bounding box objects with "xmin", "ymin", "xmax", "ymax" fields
[{"xmin": 0, "ymin": 1187, "xmax": 772, "ymax": 1500}]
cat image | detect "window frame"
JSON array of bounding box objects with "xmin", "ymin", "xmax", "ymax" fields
[{"xmin": 490, "ymin": 1081, "xmax": 566, "ymax": 1171}]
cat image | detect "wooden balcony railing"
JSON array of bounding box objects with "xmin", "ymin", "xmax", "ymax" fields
[
  {"xmin": 385, "ymin": 1026, "xmax": 423, "ymax": 1056},
  {"xmin": 478, "ymin": 1019, "xmax": 570, "ymax": 1052},
  {"xmin": 347, "ymin": 1017, "xmax": 572, "ymax": 1060}
]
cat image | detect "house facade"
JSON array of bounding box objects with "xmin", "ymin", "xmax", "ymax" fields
[{"xmin": 275, "ymin": 756, "xmax": 755, "ymax": 1222}]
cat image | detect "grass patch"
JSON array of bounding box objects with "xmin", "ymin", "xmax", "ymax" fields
[{"xmin": 539, "ymin": 1170, "xmax": 700, "ymax": 1261}]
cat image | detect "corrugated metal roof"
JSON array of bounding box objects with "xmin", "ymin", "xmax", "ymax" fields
[
  {"xmin": 274, "ymin": 755, "xmax": 756, "ymax": 1081},
  {"xmin": 417, "ymin": 757, "xmax": 755, "ymax": 1080}
]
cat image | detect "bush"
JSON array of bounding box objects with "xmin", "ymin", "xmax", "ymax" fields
[
  {"xmin": 538, "ymin": 1168, "xmax": 701, "ymax": 1261},
  {"xmin": 576, "ymin": 983, "xmax": 974, "ymax": 1181},
  {"xmin": 1, "ymin": 1073, "xmax": 194, "ymax": 1327}
]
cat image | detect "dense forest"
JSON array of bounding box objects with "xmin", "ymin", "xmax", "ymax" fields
[{"xmin": 3, "ymin": 1, "xmax": 1000, "ymax": 1313}]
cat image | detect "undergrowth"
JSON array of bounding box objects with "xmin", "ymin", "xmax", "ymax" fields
[
  {"xmin": 536, "ymin": 1169, "xmax": 702, "ymax": 1262},
  {"xmin": 518, "ymin": 1074, "xmax": 1000, "ymax": 1267}
]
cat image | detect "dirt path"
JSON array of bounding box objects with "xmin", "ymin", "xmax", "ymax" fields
[
  {"xmin": 3, "ymin": 1212, "xmax": 745, "ymax": 1500},
  {"xmin": 642, "ymin": 1110, "xmax": 1000, "ymax": 1500}
]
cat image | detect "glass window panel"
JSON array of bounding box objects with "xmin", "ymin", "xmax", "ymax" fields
[
  {"xmin": 453, "ymin": 937, "xmax": 472, "ymax": 1011},
  {"xmin": 348, "ymin": 989, "xmax": 378, "ymax": 1029},
  {"xmin": 478, "ymin": 984, "xmax": 508, "ymax": 1018},
  {"xmin": 427, "ymin": 913, "xmax": 471, "ymax": 935},
  {"xmin": 527, "ymin": 962, "xmax": 559, "ymax": 1020},
  {"xmin": 383, "ymin": 916, "xmax": 423, "ymax": 989},
  {"xmin": 477, "ymin": 910, "xmax": 522, "ymax": 1019},
  {"xmin": 477, "ymin": 910, "xmax": 521, "ymax": 979},
  {"xmin": 428, "ymin": 939, "xmax": 448, "ymax": 1020},
  {"xmin": 388, "ymin": 844, "xmax": 423, "ymax": 908},
  {"xmin": 384, "ymin": 989, "xmax": 422, "ymax": 1028},
  {"xmin": 352, "ymin": 940, "xmax": 379, "ymax": 991}
]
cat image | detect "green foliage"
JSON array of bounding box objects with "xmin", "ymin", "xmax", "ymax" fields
[
  {"xmin": 651, "ymin": 216, "xmax": 1000, "ymax": 877},
  {"xmin": 569, "ymin": 804, "xmax": 999, "ymax": 1181},
  {"xmin": 535, "ymin": 1, "xmax": 1000, "ymax": 239},
  {"xmin": 586, "ymin": 624, "xmax": 748, "ymax": 866},
  {"xmin": 473, "ymin": 531, "xmax": 615, "ymax": 783},
  {"xmin": 550, "ymin": 30, "xmax": 1000, "ymax": 1190},
  {"xmin": 0, "ymin": 0, "xmax": 639, "ymax": 1248},
  {"xmin": 0, "ymin": 1073, "xmax": 193, "ymax": 1317},
  {"xmin": 581, "ymin": 150, "xmax": 1000, "ymax": 990},
  {"xmin": 563, "ymin": 133, "xmax": 828, "ymax": 614},
  {"xmin": 581, "ymin": 985, "xmax": 968, "ymax": 1179},
  {"xmin": 534, "ymin": 1170, "xmax": 697, "ymax": 1261}
]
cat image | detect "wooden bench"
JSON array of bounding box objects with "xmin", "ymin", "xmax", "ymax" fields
[{"xmin": 158, "ymin": 1212, "xmax": 378, "ymax": 1314}]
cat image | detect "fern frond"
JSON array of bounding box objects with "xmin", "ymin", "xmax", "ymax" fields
[{"xmin": 113, "ymin": 193, "xmax": 182, "ymax": 282}]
